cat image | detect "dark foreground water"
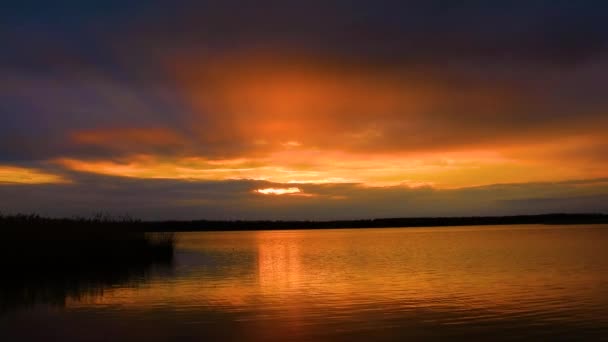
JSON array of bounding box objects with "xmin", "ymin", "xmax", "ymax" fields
[{"xmin": 2, "ymin": 224, "xmax": 608, "ymax": 341}]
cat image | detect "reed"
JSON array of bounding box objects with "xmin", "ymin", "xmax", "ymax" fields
[{"xmin": 0, "ymin": 213, "xmax": 175, "ymax": 311}]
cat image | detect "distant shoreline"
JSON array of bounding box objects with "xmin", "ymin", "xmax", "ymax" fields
[
  {"xmin": 146, "ymin": 213, "xmax": 608, "ymax": 232},
  {"xmin": 2, "ymin": 213, "xmax": 607, "ymax": 232}
]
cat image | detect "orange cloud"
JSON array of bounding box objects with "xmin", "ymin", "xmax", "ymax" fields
[
  {"xmin": 7, "ymin": 53, "xmax": 606, "ymax": 191},
  {"xmin": 168, "ymin": 52, "xmax": 607, "ymax": 158},
  {"xmin": 0, "ymin": 165, "xmax": 68, "ymax": 184},
  {"xmin": 54, "ymin": 144, "xmax": 607, "ymax": 189}
]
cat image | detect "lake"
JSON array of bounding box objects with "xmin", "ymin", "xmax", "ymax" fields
[{"xmin": 2, "ymin": 224, "xmax": 608, "ymax": 341}]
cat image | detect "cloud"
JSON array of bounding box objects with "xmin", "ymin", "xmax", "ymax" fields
[
  {"xmin": 0, "ymin": 165, "xmax": 69, "ymax": 184},
  {"xmin": 1, "ymin": 1, "xmax": 608, "ymax": 217},
  {"xmin": 2, "ymin": 53, "xmax": 607, "ymax": 188},
  {"xmin": 0, "ymin": 171, "xmax": 606, "ymax": 220}
]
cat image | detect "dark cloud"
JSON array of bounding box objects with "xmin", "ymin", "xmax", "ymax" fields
[
  {"xmin": 1, "ymin": 172, "xmax": 606, "ymax": 220},
  {"xmin": 4, "ymin": 1, "xmax": 608, "ymax": 66},
  {"xmin": 2, "ymin": 2, "xmax": 608, "ymax": 160}
]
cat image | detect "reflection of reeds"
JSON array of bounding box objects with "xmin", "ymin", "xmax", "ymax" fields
[{"xmin": 0, "ymin": 214, "xmax": 174, "ymax": 312}]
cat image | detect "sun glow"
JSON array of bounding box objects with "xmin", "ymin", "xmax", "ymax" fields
[
  {"xmin": 0, "ymin": 166, "xmax": 68, "ymax": 184},
  {"xmin": 53, "ymin": 146, "xmax": 603, "ymax": 190},
  {"xmin": 255, "ymin": 187, "xmax": 302, "ymax": 195}
]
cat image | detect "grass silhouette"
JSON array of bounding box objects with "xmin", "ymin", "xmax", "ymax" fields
[{"xmin": 0, "ymin": 213, "xmax": 174, "ymax": 312}]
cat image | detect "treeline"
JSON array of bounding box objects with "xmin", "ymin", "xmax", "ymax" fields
[
  {"xmin": 145, "ymin": 213, "xmax": 608, "ymax": 231},
  {"xmin": 1, "ymin": 213, "xmax": 607, "ymax": 233}
]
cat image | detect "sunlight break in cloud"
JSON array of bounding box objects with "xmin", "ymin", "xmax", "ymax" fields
[{"xmin": 255, "ymin": 187, "xmax": 302, "ymax": 195}]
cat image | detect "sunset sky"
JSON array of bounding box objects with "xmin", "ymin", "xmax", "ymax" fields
[{"xmin": 1, "ymin": 1, "xmax": 608, "ymax": 219}]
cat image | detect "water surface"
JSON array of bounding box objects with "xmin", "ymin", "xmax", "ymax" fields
[{"xmin": 2, "ymin": 224, "xmax": 608, "ymax": 341}]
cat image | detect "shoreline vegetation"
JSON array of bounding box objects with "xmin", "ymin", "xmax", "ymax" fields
[
  {"xmin": 2, "ymin": 213, "xmax": 607, "ymax": 233},
  {"xmin": 1, "ymin": 213, "xmax": 174, "ymax": 260},
  {"xmin": 0, "ymin": 214, "xmax": 174, "ymax": 312}
]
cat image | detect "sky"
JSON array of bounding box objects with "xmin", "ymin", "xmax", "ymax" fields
[{"xmin": 1, "ymin": 1, "xmax": 608, "ymax": 220}]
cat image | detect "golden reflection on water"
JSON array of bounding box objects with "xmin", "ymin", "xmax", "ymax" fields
[
  {"xmin": 257, "ymin": 232, "xmax": 302, "ymax": 293},
  {"xmin": 67, "ymin": 226, "xmax": 608, "ymax": 309},
  {"xmin": 60, "ymin": 225, "xmax": 608, "ymax": 340},
  {"xmin": 0, "ymin": 225, "xmax": 608, "ymax": 341}
]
